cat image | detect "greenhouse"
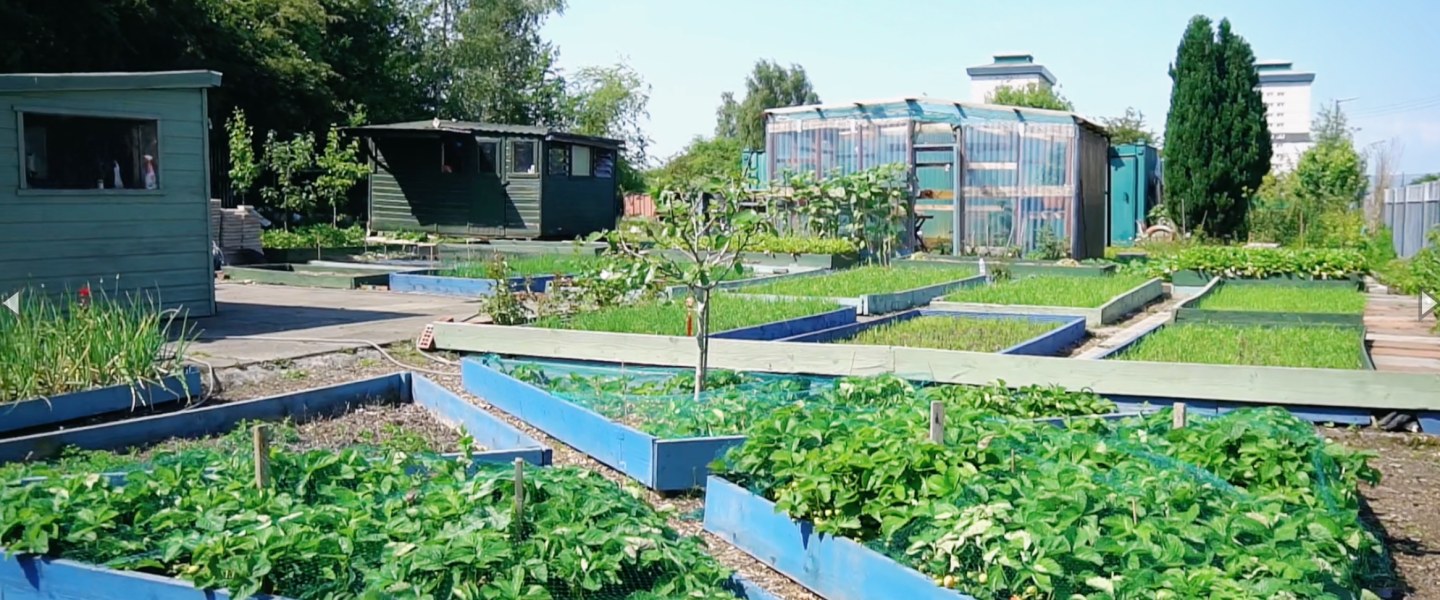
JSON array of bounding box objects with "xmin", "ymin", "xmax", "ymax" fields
[{"xmin": 759, "ymin": 97, "xmax": 1110, "ymax": 259}]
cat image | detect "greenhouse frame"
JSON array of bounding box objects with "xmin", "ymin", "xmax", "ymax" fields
[{"xmin": 760, "ymin": 97, "xmax": 1110, "ymax": 259}]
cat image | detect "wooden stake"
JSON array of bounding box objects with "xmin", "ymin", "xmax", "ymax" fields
[
  {"xmin": 252, "ymin": 425, "xmax": 270, "ymax": 489},
  {"xmin": 929, "ymin": 401, "xmax": 944, "ymax": 443},
  {"xmin": 1172, "ymin": 403, "xmax": 1188, "ymax": 429},
  {"xmin": 512, "ymin": 457, "xmax": 525, "ymax": 532}
]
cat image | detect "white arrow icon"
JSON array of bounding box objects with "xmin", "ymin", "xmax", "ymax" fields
[
  {"xmin": 1423, "ymin": 291, "xmax": 1437, "ymax": 320},
  {"xmin": 2, "ymin": 291, "xmax": 18, "ymax": 316}
]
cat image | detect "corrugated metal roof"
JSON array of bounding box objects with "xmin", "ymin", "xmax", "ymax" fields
[{"xmin": 349, "ymin": 120, "xmax": 623, "ymax": 148}]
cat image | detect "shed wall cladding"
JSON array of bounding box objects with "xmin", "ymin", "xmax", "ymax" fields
[
  {"xmin": 0, "ymin": 87, "xmax": 214, "ymax": 316},
  {"xmin": 370, "ymin": 136, "xmax": 477, "ymax": 236},
  {"xmin": 542, "ymin": 142, "xmax": 618, "ymax": 239}
]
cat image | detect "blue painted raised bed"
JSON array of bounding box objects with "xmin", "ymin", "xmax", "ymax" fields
[
  {"xmin": 0, "ymin": 369, "xmax": 202, "ymax": 435},
  {"xmin": 0, "ymin": 551, "xmax": 782, "ymax": 600},
  {"xmin": 705, "ymin": 476, "xmax": 971, "ymax": 600},
  {"xmin": 389, "ymin": 270, "xmax": 557, "ymax": 297},
  {"xmin": 464, "ymin": 357, "xmax": 756, "ymax": 491},
  {"xmin": 710, "ymin": 306, "xmax": 857, "ymax": 341},
  {"xmin": 0, "ymin": 372, "xmax": 551, "ymax": 465},
  {"xmin": 778, "ymin": 309, "xmax": 1087, "ymax": 357}
]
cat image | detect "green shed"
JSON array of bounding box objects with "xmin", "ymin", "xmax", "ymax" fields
[
  {"xmin": 352, "ymin": 121, "xmax": 623, "ymax": 240},
  {"xmin": 0, "ymin": 70, "xmax": 222, "ymax": 317},
  {"xmin": 1107, "ymin": 143, "xmax": 1162, "ymax": 246}
]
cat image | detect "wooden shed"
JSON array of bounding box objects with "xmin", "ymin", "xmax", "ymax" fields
[
  {"xmin": 352, "ymin": 121, "xmax": 623, "ymax": 240},
  {"xmin": 0, "ymin": 70, "xmax": 222, "ymax": 317}
]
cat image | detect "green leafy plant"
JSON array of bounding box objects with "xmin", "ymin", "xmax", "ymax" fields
[
  {"xmin": 715, "ymin": 403, "xmax": 1389, "ymax": 600},
  {"xmin": 0, "ymin": 287, "xmax": 192, "ymax": 404},
  {"xmin": 734, "ymin": 265, "xmax": 976, "ymax": 298},
  {"xmin": 476, "ymin": 255, "xmax": 529, "ymax": 325},
  {"xmin": 1122, "ymin": 246, "xmax": 1369, "ymax": 281},
  {"xmin": 531, "ymin": 294, "xmax": 838, "ymax": 336},
  {"xmin": 261, "ymin": 224, "xmax": 367, "ymax": 249},
  {"xmin": 838, "ymin": 316, "xmax": 1056, "ymax": 353},
  {"xmin": 0, "ymin": 449, "xmax": 741, "ymax": 600},
  {"xmin": 942, "ymin": 274, "xmax": 1153, "ymax": 308},
  {"xmin": 1194, "ymin": 284, "xmax": 1367, "ymax": 314},
  {"xmin": 782, "ymin": 164, "xmax": 909, "ymax": 261},
  {"xmin": 440, "ymin": 254, "xmax": 599, "ymax": 279},
  {"xmin": 226, "ymin": 108, "xmax": 260, "ymax": 201},
  {"xmin": 313, "ymin": 120, "xmax": 371, "ymax": 225},
  {"xmin": 1116, "ymin": 323, "xmax": 1366, "ymax": 369}
]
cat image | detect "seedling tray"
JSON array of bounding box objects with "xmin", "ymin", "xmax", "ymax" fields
[
  {"xmin": 0, "ymin": 369, "xmax": 201, "ymax": 435},
  {"xmin": 0, "ymin": 372, "xmax": 550, "ymax": 465},
  {"xmin": 777, "ymin": 309, "xmax": 1086, "ymax": 357}
]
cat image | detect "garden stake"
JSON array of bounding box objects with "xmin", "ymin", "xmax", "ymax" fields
[
  {"xmin": 929, "ymin": 401, "xmax": 944, "ymax": 443},
  {"xmin": 253, "ymin": 425, "xmax": 270, "ymax": 489},
  {"xmin": 513, "ymin": 457, "xmax": 525, "ymax": 535},
  {"xmin": 1173, "ymin": 403, "xmax": 1187, "ymax": 429},
  {"xmin": 1131, "ymin": 498, "xmax": 1138, "ymax": 526}
]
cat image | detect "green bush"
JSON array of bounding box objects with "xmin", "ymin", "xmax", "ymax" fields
[
  {"xmin": 261, "ymin": 224, "xmax": 367, "ymax": 249},
  {"xmin": 1122, "ymin": 246, "xmax": 1368, "ymax": 281}
]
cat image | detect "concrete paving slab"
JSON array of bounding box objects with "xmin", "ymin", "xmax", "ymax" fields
[{"xmin": 187, "ymin": 283, "xmax": 479, "ymax": 367}]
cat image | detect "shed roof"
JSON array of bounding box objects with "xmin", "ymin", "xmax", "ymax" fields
[
  {"xmin": 765, "ymin": 97, "xmax": 1104, "ymax": 133},
  {"xmin": 0, "ymin": 70, "xmax": 222, "ymax": 92},
  {"xmin": 350, "ymin": 120, "xmax": 623, "ymax": 149}
]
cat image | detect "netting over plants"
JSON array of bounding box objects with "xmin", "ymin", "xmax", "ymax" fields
[
  {"xmin": 715, "ymin": 403, "xmax": 1393, "ymax": 600},
  {"xmin": 482, "ymin": 355, "xmax": 1118, "ymax": 439},
  {"xmin": 1, "ymin": 440, "xmax": 744, "ymax": 600}
]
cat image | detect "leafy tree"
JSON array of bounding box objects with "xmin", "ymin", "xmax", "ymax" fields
[
  {"xmin": 1163, "ymin": 15, "xmax": 1271, "ymax": 239},
  {"xmin": 604, "ymin": 179, "xmax": 766, "ymax": 399},
  {"xmin": 649, "ymin": 136, "xmax": 748, "ymax": 193},
  {"xmin": 226, "ymin": 109, "xmax": 260, "ymax": 201},
  {"xmin": 435, "ymin": 0, "xmax": 570, "ymax": 126},
  {"xmin": 714, "ymin": 60, "xmax": 820, "ymax": 150},
  {"xmin": 986, "ymin": 83, "xmax": 1074, "ymax": 111},
  {"xmin": 566, "ymin": 62, "xmax": 653, "ymax": 194},
  {"xmin": 1412, "ymin": 173, "xmax": 1440, "ymax": 184},
  {"xmin": 1295, "ymin": 104, "xmax": 1367, "ymax": 212},
  {"xmin": 260, "ymin": 131, "xmax": 318, "ymax": 228},
  {"xmin": 1100, "ymin": 107, "xmax": 1159, "ymax": 146}
]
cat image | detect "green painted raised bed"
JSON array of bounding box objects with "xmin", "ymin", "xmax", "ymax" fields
[
  {"xmin": 930, "ymin": 276, "xmax": 1164, "ymax": 327},
  {"xmin": 436, "ymin": 243, "xmax": 605, "ymax": 261},
  {"xmin": 1169, "ymin": 269, "xmax": 1364, "ymax": 288},
  {"xmin": 1174, "ymin": 278, "xmax": 1367, "ymax": 326},
  {"xmin": 262, "ymin": 245, "xmax": 411, "ymax": 263},
  {"xmin": 222, "ymin": 264, "xmax": 416, "ymax": 289},
  {"xmin": 905, "ymin": 255, "xmax": 1116, "ymax": 277}
]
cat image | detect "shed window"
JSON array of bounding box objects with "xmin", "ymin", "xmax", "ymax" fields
[
  {"xmin": 477, "ymin": 141, "xmax": 498, "ymax": 173},
  {"xmin": 594, "ymin": 149, "xmax": 616, "ymax": 179},
  {"xmin": 511, "ymin": 140, "xmax": 537, "ymax": 174},
  {"xmin": 547, "ymin": 145, "xmax": 569, "ymax": 175},
  {"xmin": 22, "ymin": 113, "xmax": 159, "ymax": 190},
  {"xmin": 571, "ymin": 145, "xmax": 592, "ymax": 177},
  {"xmin": 441, "ymin": 139, "xmax": 464, "ymax": 173}
]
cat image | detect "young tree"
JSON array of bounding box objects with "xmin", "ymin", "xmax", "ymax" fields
[
  {"xmin": 1100, "ymin": 107, "xmax": 1159, "ymax": 146},
  {"xmin": 260, "ymin": 131, "xmax": 317, "ymax": 229},
  {"xmin": 605, "ymin": 179, "xmax": 765, "ymax": 399},
  {"xmin": 314, "ymin": 124, "xmax": 372, "ymax": 225},
  {"xmin": 1295, "ymin": 104, "xmax": 1366, "ymax": 212},
  {"xmin": 1163, "ymin": 15, "xmax": 1271, "ymax": 239},
  {"xmin": 714, "ymin": 60, "xmax": 820, "ymax": 150},
  {"xmin": 986, "ymin": 83, "xmax": 1074, "ymax": 111},
  {"xmin": 226, "ymin": 109, "xmax": 260, "ymax": 201}
]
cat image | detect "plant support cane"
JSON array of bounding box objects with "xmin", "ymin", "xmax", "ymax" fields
[{"xmin": 253, "ymin": 425, "xmax": 270, "ymax": 489}]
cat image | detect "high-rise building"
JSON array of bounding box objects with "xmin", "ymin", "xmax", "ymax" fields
[
  {"xmin": 966, "ymin": 54, "xmax": 1057, "ymax": 105},
  {"xmin": 1256, "ymin": 59, "xmax": 1315, "ymax": 171}
]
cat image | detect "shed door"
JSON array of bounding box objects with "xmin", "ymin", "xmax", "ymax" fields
[
  {"xmin": 503, "ymin": 138, "xmax": 542, "ymax": 237},
  {"xmin": 469, "ymin": 137, "xmax": 505, "ymax": 236}
]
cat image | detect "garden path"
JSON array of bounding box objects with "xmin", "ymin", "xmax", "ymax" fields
[{"xmin": 1364, "ymin": 291, "xmax": 1440, "ymax": 374}]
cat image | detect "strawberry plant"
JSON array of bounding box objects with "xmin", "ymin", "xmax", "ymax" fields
[
  {"xmin": 714, "ymin": 405, "xmax": 1390, "ymax": 600},
  {"xmin": 1, "ymin": 446, "xmax": 741, "ymax": 600},
  {"xmin": 1121, "ymin": 246, "xmax": 1368, "ymax": 281}
]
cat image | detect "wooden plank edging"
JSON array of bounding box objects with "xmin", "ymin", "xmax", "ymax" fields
[{"xmin": 0, "ymin": 369, "xmax": 201, "ymax": 435}]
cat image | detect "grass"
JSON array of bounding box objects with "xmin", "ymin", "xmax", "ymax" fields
[
  {"xmin": 941, "ymin": 274, "xmax": 1153, "ymax": 308},
  {"xmin": 839, "ymin": 315, "xmax": 1058, "ymax": 353},
  {"xmin": 732, "ymin": 265, "xmax": 977, "ymax": 298},
  {"xmin": 438, "ymin": 254, "xmax": 598, "ymax": 278},
  {"xmin": 1114, "ymin": 323, "xmax": 1365, "ymax": 369},
  {"xmin": 0, "ymin": 288, "xmax": 192, "ymax": 403},
  {"xmin": 1194, "ymin": 284, "xmax": 1368, "ymax": 314},
  {"xmin": 531, "ymin": 294, "xmax": 840, "ymax": 336}
]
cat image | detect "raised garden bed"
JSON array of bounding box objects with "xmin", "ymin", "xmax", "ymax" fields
[
  {"xmin": 221, "ymin": 263, "xmax": 419, "ymax": 289},
  {"xmin": 779, "ymin": 309, "xmax": 1086, "ymax": 356},
  {"xmin": 1169, "ymin": 269, "xmax": 1365, "ymax": 287},
  {"xmin": 462, "ymin": 357, "xmax": 1116, "ymax": 490},
  {"xmin": 387, "ymin": 255, "xmax": 596, "ymax": 297},
  {"xmin": 931, "ymin": 275, "xmax": 1163, "ymax": 326},
  {"xmin": 1103, "ymin": 322, "xmax": 1375, "ymax": 371},
  {"xmin": 729, "ymin": 265, "xmax": 983, "ymax": 315},
  {"xmin": 706, "ymin": 403, "xmax": 1393, "ymax": 600},
  {"xmin": 261, "ymin": 245, "xmax": 408, "ymax": 264},
  {"xmin": 0, "ymin": 370, "xmax": 201, "ymax": 436},
  {"xmin": 530, "ymin": 294, "xmax": 854, "ymax": 340},
  {"xmin": 1174, "ymin": 277, "xmax": 1368, "ymax": 326},
  {"xmin": 905, "ymin": 255, "xmax": 1116, "ymax": 277},
  {"xmin": 0, "ymin": 372, "xmax": 549, "ymax": 464}
]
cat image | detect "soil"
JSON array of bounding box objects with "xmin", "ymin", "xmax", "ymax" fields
[
  {"xmin": 1066, "ymin": 290, "xmax": 1186, "ymax": 357},
  {"xmin": 1322, "ymin": 427, "xmax": 1440, "ymax": 599}
]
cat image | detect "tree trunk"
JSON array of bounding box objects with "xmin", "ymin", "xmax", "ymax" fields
[{"xmin": 693, "ymin": 286, "xmax": 710, "ymax": 402}]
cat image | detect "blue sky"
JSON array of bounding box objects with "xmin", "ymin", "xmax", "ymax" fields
[{"xmin": 544, "ymin": 0, "xmax": 1440, "ymax": 175}]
